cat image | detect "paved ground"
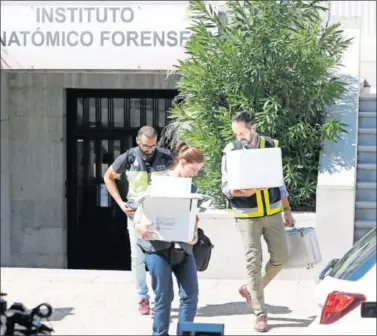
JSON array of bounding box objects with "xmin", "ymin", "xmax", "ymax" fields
[{"xmin": 1, "ymin": 268, "xmax": 318, "ymax": 335}]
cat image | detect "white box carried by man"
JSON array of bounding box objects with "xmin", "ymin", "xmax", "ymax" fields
[
  {"xmin": 226, "ymin": 147, "xmax": 284, "ymax": 189},
  {"xmin": 134, "ymin": 175, "xmax": 201, "ymax": 243}
]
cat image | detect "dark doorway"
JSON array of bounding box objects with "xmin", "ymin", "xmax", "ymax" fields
[{"xmin": 66, "ymin": 89, "xmax": 177, "ymax": 270}]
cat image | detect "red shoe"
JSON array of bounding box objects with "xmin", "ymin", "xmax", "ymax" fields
[
  {"xmin": 239, "ymin": 284, "xmax": 253, "ymax": 311},
  {"xmin": 138, "ymin": 299, "xmax": 150, "ymax": 315},
  {"xmin": 255, "ymin": 315, "xmax": 268, "ymax": 332}
]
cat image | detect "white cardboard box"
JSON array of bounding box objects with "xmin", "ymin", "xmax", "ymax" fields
[
  {"xmin": 134, "ymin": 176, "xmax": 201, "ymax": 242},
  {"xmin": 226, "ymin": 147, "xmax": 284, "ymax": 190}
]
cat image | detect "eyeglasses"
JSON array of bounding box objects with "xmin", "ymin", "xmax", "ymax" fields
[{"xmin": 139, "ymin": 143, "xmax": 157, "ymax": 149}]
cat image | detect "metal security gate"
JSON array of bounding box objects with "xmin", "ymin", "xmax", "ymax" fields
[{"xmin": 66, "ymin": 89, "xmax": 177, "ymax": 270}]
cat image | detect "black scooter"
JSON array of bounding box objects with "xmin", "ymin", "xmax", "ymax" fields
[{"xmin": 0, "ymin": 293, "xmax": 54, "ymax": 336}]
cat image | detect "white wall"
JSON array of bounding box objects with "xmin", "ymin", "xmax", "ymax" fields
[
  {"xmin": 198, "ymin": 210, "xmax": 319, "ymax": 281},
  {"xmin": 330, "ymin": 1, "xmax": 376, "ymax": 86},
  {"xmin": 316, "ymin": 18, "xmax": 361, "ymax": 264}
]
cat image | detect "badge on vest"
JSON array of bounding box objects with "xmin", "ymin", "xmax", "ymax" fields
[{"xmin": 156, "ymin": 165, "xmax": 166, "ymax": 171}]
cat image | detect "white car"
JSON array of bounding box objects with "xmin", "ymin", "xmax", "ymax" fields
[{"xmin": 307, "ymin": 227, "xmax": 376, "ymax": 335}]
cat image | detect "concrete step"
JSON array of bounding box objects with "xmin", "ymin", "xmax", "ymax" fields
[
  {"xmin": 355, "ymin": 201, "xmax": 377, "ymax": 222},
  {"xmin": 357, "ymin": 163, "xmax": 377, "ymax": 182},
  {"xmin": 359, "ymin": 88, "xmax": 376, "ymax": 112},
  {"xmin": 359, "ymin": 101, "xmax": 376, "ymax": 113},
  {"xmin": 356, "ymin": 182, "xmax": 377, "ymax": 202},
  {"xmin": 354, "ymin": 222, "xmax": 376, "ymax": 243},
  {"xmin": 356, "ymin": 201, "xmax": 377, "ymax": 208},
  {"xmin": 358, "ymin": 128, "xmax": 377, "ymax": 146},
  {"xmin": 357, "ymin": 145, "xmax": 377, "ymax": 164},
  {"xmin": 359, "ymin": 111, "xmax": 376, "ymax": 129},
  {"xmin": 355, "ymin": 220, "xmax": 376, "ymax": 230}
]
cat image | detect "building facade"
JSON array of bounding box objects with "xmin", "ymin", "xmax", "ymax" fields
[{"xmin": 1, "ymin": 1, "xmax": 376, "ymax": 272}]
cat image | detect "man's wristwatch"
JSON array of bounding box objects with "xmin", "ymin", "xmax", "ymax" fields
[{"xmin": 283, "ymin": 207, "xmax": 291, "ymax": 212}]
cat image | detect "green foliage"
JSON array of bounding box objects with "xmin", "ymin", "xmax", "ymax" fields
[{"xmin": 161, "ymin": 0, "xmax": 351, "ymax": 209}]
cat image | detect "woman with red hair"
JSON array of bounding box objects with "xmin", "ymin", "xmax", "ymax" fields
[{"xmin": 135, "ymin": 142, "xmax": 204, "ymax": 336}]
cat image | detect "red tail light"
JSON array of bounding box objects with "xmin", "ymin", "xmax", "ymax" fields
[{"xmin": 320, "ymin": 291, "xmax": 366, "ymax": 325}]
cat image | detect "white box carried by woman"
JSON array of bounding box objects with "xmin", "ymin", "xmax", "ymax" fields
[
  {"xmin": 134, "ymin": 176, "xmax": 201, "ymax": 242},
  {"xmin": 226, "ymin": 147, "xmax": 284, "ymax": 190}
]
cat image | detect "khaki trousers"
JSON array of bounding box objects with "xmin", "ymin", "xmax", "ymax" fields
[{"xmin": 236, "ymin": 213, "xmax": 289, "ymax": 316}]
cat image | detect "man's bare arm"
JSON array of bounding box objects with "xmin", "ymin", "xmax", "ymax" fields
[
  {"xmin": 103, "ymin": 166, "xmax": 123, "ymax": 206},
  {"xmin": 104, "ymin": 166, "xmax": 135, "ymax": 216},
  {"xmin": 104, "ymin": 151, "xmax": 136, "ymax": 216}
]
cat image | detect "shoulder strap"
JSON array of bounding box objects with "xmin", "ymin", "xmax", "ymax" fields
[
  {"xmin": 125, "ymin": 148, "xmax": 136, "ymax": 170},
  {"xmin": 231, "ymin": 140, "xmax": 243, "ymax": 150}
]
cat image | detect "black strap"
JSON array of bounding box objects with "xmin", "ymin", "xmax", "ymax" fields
[
  {"xmin": 140, "ymin": 244, "xmax": 186, "ymax": 266},
  {"xmin": 125, "ymin": 148, "xmax": 136, "ymax": 170},
  {"xmin": 232, "ymin": 140, "xmax": 243, "ymax": 150},
  {"xmin": 145, "ymin": 161, "xmax": 152, "ymax": 184}
]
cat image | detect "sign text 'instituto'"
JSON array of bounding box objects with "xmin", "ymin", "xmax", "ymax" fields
[{"xmin": 1, "ymin": 6, "xmax": 191, "ymax": 48}]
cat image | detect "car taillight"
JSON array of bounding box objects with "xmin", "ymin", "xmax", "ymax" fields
[{"xmin": 320, "ymin": 291, "xmax": 366, "ymax": 325}]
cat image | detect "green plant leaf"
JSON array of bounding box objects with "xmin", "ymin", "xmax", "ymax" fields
[{"xmin": 161, "ymin": 0, "xmax": 350, "ymax": 210}]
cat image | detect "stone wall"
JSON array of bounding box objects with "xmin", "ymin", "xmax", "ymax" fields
[
  {"xmin": 1, "ymin": 72, "xmax": 11, "ymax": 266},
  {"xmin": 1, "ymin": 71, "xmax": 178, "ymax": 268}
]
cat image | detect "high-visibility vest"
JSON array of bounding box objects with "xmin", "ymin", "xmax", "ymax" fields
[
  {"xmin": 223, "ymin": 136, "xmax": 283, "ymax": 218},
  {"xmin": 122, "ymin": 147, "xmax": 174, "ymax": 201}
]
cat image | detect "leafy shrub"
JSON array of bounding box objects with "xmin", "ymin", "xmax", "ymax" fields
[{"xmin": 161, "ymin": 0, "xmax": 351, "ymax": 209}]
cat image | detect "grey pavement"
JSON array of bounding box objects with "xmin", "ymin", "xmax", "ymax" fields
[{"xmin": 1, "ymin": 268, "xmax": 318, "ymax": 335}]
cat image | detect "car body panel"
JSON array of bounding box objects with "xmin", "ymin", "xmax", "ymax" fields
[{"xmin": 307, "ymin": 228, "xmax": 376, "ymax": 335}]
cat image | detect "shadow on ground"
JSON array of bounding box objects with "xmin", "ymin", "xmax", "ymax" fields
[
  {"xmin": 49, "ymin": 307, "xmax": 75, "ymax": 322},
  {"xmin": 267, "ymin": 315, "xmax": 317, "ymax": 329},
  {"xmin": 172, "ymin": 301, "xmax": 292, "ymax": 318},
  {"xmin": 171, "ymin": 302, "xmax": 316, "ymax": 330}
]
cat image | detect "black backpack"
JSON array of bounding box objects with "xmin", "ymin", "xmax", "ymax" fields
[{"xmin": 193, "ymin": 228, "xmax": 214, "ymax": 272}]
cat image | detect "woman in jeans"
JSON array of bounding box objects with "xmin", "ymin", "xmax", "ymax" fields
[{"xmin": 134, "ymin": 143, "xmax": 204, "ymax": 336}]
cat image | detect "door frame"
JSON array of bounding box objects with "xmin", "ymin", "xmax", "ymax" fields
[{"xmin": 66, "ymin": 88, "xmax": 178, "ymax": 269}]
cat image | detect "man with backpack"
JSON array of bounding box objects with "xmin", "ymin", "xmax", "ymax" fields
[
  {"xmin": 104, "ymin": 126, "xmax": 174, "ymax": 315},
  {"xmin": 221, "ymin": 111, "xmax": 294, "ymax": 332}
]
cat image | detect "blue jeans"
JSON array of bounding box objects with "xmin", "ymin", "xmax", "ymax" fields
[
  {"xmin": 145, "ymin": 252, "xmax": 199, "ymax": 336},
  {"xmin": 128, "ymin": 218, "xmax": 149, "ymax": 301}
]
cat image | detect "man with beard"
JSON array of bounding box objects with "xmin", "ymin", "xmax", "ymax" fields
[
  {"xmin": 221, "ymin": 111, "xmax": 294, "ymax": 332},
  {"xmin": 104, "ymin": 126, "xmax": 174, "ymax": 315}
]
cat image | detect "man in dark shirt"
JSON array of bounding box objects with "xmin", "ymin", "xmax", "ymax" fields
[{"xmin": 104, "ymin": 126, "xmax": 174, "ymax": 315}]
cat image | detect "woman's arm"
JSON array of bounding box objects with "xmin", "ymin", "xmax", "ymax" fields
[{"xmin": 188, "ymin": 215, "xmax": 199, "ymax": 245}]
